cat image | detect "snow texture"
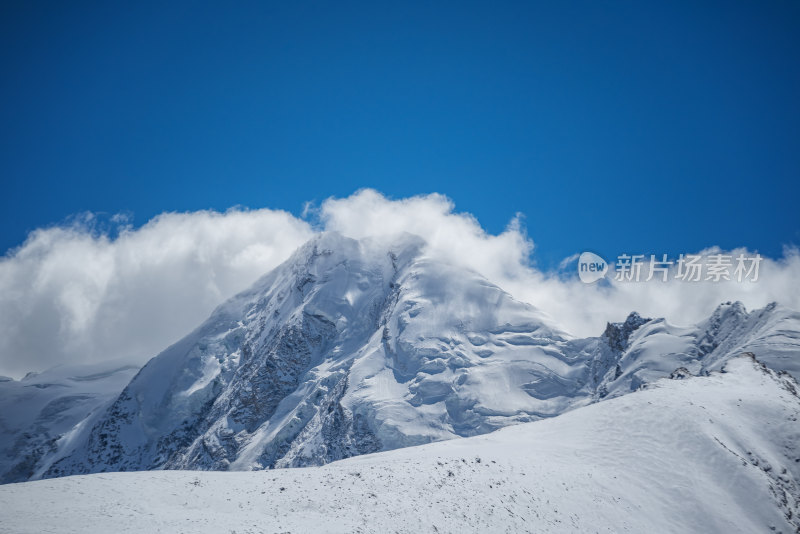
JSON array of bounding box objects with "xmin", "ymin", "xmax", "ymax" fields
[{"xmin": 1, "ymin": 356, "xmax": 798, "ymax": 533}]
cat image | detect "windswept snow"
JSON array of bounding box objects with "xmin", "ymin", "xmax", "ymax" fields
[{"xmin": 1, "ymin": 356, "xmax": 798, "ymax": 533}]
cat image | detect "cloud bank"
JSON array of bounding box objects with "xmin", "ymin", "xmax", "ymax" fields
[
  {"xmin": 1, "ymin": 189, "xmax": 798, "ymax": 377},
  {"xmin": 0, "ymin": 209, "xmax": 313, "ymax": 378}
]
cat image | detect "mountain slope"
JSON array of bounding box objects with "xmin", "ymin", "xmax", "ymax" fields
[
  {"xmin": 0, "ymin": 362, "xmax": 139, "ymax": 483},
  {"xmin": 588, "ymin": 301, "xmax": 800, "ymax": 400},
  {"xmin": 2, "ymin": 356, "xmax": 798, "ymax": 534}
]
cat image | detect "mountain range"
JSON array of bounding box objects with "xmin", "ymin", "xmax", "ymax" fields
[{"xmin": 3, "ymin": 232, "xmax": 798, "ymax": 487}]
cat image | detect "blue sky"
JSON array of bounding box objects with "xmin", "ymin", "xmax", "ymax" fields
[{"xmin": 1, "ymin": 1, "xmax": 798, "ymax": 269}]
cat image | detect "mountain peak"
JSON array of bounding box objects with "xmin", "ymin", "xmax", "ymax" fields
[
  {"xmin": 711, "ymin": 300, "xmax": 748, "ymax": 320},
  {"xmin": 41, "ymin": 233, "xmax": 570, "ymax": 477},
  {"xmin": 602, "ymin": 311, "xmax": 651, "ymax": 353}
]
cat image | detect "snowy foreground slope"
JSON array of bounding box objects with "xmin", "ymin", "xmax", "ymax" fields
[
  {"xmin": 1, "ymin": 356, "xmax": 798, "ymax": 534},
  {"xmin": 3, "ymin": 232, "xmax": 800, "ymax": 483}
]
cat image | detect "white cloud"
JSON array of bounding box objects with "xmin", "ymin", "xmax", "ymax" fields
[
  {"xmin": 1, "ymin": 189, "xmax": 798, "ymax": 378},
  {"xmin": 0, "ymin": 209, "xmax": 313, "ymax": 378},
  {"xmin": 320, "ymin": 189, "xmax": 800, "ymax": 337},
  {"xmin": 509, "ymin": 247, "xmax": 800, "ymax": 338},
  {"xmin": 320, "ymin": 189, "xmax": 533, "ymax": 285}
]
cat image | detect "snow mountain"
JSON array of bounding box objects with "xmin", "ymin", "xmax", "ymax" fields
[
  {"xmin": 43, "ymin": 232, "xmax": 581, "ymax": 477},
  {"xmin": 4, "ymin": 232, "xmax": 799, "ymax": 482}
]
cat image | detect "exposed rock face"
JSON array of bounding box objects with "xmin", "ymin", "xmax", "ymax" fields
[{"xmin": 603, "ymin": 312, "xmax": 651, "ymax": 353}]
